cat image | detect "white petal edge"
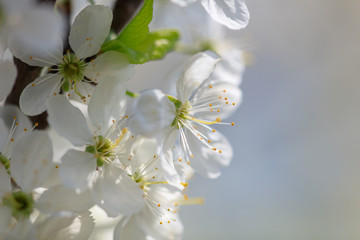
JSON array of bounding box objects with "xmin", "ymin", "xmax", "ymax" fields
[
  {"xmin": 53, "ymin": 211, "xmax": 95, "ymax": 240},
  {"xmin": 69, "ymin": 5, "xmax": 112, "ymax": 59},
  {"xmin": 88, "ymin": 78, "xmax": 127, "ymax": 132},
  {"xmin": 0, "ymin": 49, "xmax": 16, "ymax": 101},
  {"xmin": 201, "ymin": 0, "xmax": 250, "ymax": 30},
  {"xmin": 170, "ymin": 0, "xmax": 197, "ymax": 7},
  {"xmin": 84, "ymin": 51, "xmax": 134, "ymax": 84},
  {"xmin": 176, "ymin": 51, "xmax": 220, "ymax": 102},
  {"xmin": 20, "ymin": 74, "xmax": 62, "ymax": 116},
  {"xmin": 47, "ymin": 95, "xmax": 93, "ymax": 146},
  {"xmin": 184, "ymin": 125, "xmax": 233, "ymax": 178}
]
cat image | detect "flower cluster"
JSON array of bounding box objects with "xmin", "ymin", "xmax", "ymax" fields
[{"xmin": 0, "ymin": 0, "xmax": 249, "ymax": 239}]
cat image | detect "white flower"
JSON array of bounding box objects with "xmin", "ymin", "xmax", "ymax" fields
[
  {"xmin": 47, "ymin": 79, "xmax": 144, "ymax": 217},
  {"xmin": 0, "ymin": 131, "xmax": 92, "ymax": 239},
  {"xmin": 153, "ymin": 0, "xmax": 246, "ymax": 86},
  {"xmin": 130, "ymin": 51, "xmax": 240, "ymax": 178},
  {"xmin": 114, "ymin": 185, "xmax": 184, "ymax": 240},
  {"xmin": 170, "ymin": 0, "xmax": 250, "ymax": 30},
  {"xmin": 18, "ymin": 5, "xmax": 133, "ymax": 116}
]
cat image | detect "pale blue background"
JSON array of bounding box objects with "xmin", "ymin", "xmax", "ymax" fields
[{"xmin": 178, "ymin": 0, "xmax": 360, "ymax": 239}]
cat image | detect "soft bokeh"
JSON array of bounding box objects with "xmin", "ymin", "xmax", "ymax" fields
[{"xmin": 177, "ymin": 0, "xmax": 360, "ymax": 239}]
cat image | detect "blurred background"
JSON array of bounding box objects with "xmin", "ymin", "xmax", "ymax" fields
[{"xmin": 178, "ymin": 0, "xmax": 360, "ymax": 239}]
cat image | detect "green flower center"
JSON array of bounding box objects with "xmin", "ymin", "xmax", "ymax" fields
[
  {"xmin": 0, "ymin": 154, "xmax": 10, "ymax": 174},
  {"xmin": 86, "ymin": 135, "xmax": 115, "ymax": 167},
  {"xmin": 2, "ymin": 191, "xmax": 34, "ymax": 219},
  {"xmin": 168, "ymin": 96, "xmax": 191, "ymax": 128},
  {"xmin": 130, "ymin": 172, "xmax": 143, "ymax": 183},
  {"xmin": 199, "ymin": 40, "xmax": 217, "ymax": 53},
  {"xmin": 58, "ymin": 53, "xmax": 86, "ymax": 92}
]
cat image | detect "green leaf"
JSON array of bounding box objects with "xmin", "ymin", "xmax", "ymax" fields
[
  {"xmin": 103, "ymin": 29, "xmax": 179, "ymax": 64},
  {"xmin": 101, "ymin": 0, "xmax": 179, "ymax": 64},
  {"xmin": 118, "ymin": 0, "xmax": 153, "ymax": 48}
]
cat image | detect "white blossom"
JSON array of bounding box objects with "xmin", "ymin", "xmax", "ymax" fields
[
  {"xmin": 170, "ymin": 0, "xmax": 249, "ymax": 30},
  {"xmin": 18, "ymin": 5, "xmax": 133, "ymax": 116},
  {"xmin": 47, "ymin": 79, "xmax": 144, "ymax": 217},
  {"xmin": 130, "ymin": 51, "xmax": 240, "ymax": 178}
]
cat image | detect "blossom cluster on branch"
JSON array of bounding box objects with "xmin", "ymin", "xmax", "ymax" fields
[{"xmin": 0, "ymin": 0, "xmax": 249, "ymax": 239}]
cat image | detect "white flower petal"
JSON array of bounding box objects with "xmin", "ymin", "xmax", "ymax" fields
[
  {"xmin": 200, "ymin": 0, "xmax": 250, "ymax": 30},
  {"xmin": 0, "ymin": 104, "xmax": 32, "ymax": 143},
  {"xmin": 10, "ymin": 131, "xmax": 53, "ymax": 192},
  {"xmin": 176, "ymin": 51, "xmax": 220, "ymax": 102},
  {"xmin": 84, "ymin": 51, "xmax": 134, "ymax": 84},
  {"xmin": 170, "ymin": 0, "xmax": 197, "ymax": 7},
  {"xmin": 92, "ymin": 165, "xmax": 144, "ymax": 217},
  {"xmin": 47, "ymin": 95, "xmax": 93, "ymax": 146},
  {"xmin": 19, "ymin": 73, "xmax": 62, "ymax": 116},
  {"xmin": 211, "ymin": 48, "xmax": 245, "ymax": 86},
  {"xmin": 8, "ymin": 218, "xmax": 38, "ymax": 240},
  {"xmin": 0, "ymin": 49, "xmax": 16, "ymax": 101},
  {"xmin": 160, "ymin": 150, "xmax": 183, "ymax": 189},
  {"xmin": 137, "ymin": 186, "xmax": 184, "ymax": 239},
  {"xmin": 7, "ymin": 7, "xmax": 64, "ymax": 66},
  {"xmin": 36, "ymin": 184, "xmax": 94, "ymax": 214},
  {"xmin": 59, "ymin": 150, "xmax": 98, "ymax": 193},
  {"xmin": 0, "ymin": 207, "xmax": 12, "ymax": 233},
  {"xmin": 53, "ymin": 211, "xmax": 95, "ymax": 240},
  {"xmin": 69, "ymin": 5, "xmax": 112, "ymax": 59},
  {"xmin": 129, "ymin": 89, "xmax": 176, "ymax": 137},
  {"xmin": 114, "ymin": 216, "xmax": 146, "ymax": 240},
  {"xmin": 88, "ymin": 78, "xmax": 127, "ymax": 132},
  {"xmin": 185, "ymin": 125, "xmax": 232, "ymax": 178},
  {"xmin": 35, "ymin": 212, "xmax": 77, "ymax": 240},
  {"xmin": 193, "ymin": 82, "xmax": 242, "ymax": 120},
  {"xmin": 129, "ymin": 137, "xmax": 158, "ymax": 169}
]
